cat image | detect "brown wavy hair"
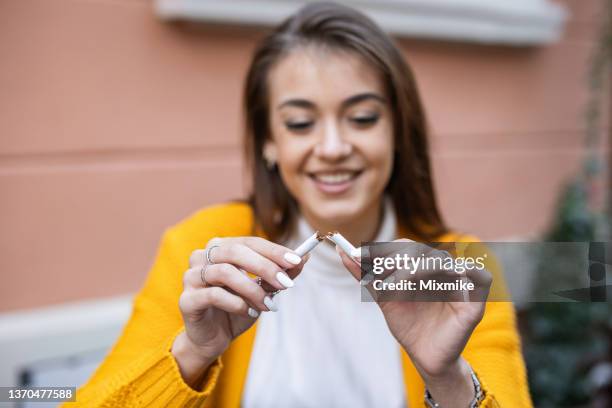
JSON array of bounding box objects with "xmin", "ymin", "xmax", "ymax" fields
[{"xmin": 243, "ymin": 1, "xmax": 447, "ymax": 242}]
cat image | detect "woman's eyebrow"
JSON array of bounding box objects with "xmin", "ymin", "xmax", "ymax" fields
[
  {"xmin": 277, "ymin": 92, "xmax": 386, "ymax": 110},
  {"xmin": 341, "ymin": 92, "xmax": 386, "ymax": 108},
  {"xmin": 277, "ymin": 99, "xmax": 314, "ymax": 110}
]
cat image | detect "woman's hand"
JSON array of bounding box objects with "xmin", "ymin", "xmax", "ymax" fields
[
  {"xmin": 336, "ymin": 239, "xmax": 492, "ymax": 407},
  {"xmin": 172, "ymin": 236, "xmax": 308, "ymax": 388}
]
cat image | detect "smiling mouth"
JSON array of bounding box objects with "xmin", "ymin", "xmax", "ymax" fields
[{"xmin": 307, "ymin": 170, "xmax": 363, "ymax": 184}]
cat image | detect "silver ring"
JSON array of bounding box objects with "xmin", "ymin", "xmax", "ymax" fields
[
  {"xmin": 255, "ymin": 277, "xmax": 281, "ymax": 296},
  {"xmin": 200, "ymin": 264, "xmax": 210, "ymax": 287},
  {"xmin": 206, "ymin": 245, "xmax": 220, "ymax": 265}
]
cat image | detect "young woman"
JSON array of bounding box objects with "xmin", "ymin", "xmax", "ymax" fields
[{"xmin": 69, "ymin": 3, "xmax": 531, "ymax": 407}]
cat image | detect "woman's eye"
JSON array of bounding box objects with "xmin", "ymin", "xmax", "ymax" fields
[
  {"xmin": 285, "ymin": 120, "xmax": 314, "ymax": 131},
  {"xmin": 350, "ymin": 114, "xmax": 379, "ymax": 126}
]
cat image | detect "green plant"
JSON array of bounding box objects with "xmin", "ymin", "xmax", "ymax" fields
[{"xmin": 520, "ymin": 1, "xmax": 611, "ymax": 406}]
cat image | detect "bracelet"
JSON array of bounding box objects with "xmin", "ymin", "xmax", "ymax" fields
[{"xmin": 424, "ymin": 364, "xmax": 485, "ymax": 408}]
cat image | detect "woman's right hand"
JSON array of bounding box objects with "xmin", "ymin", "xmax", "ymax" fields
[{"xmin": 171, "ymin": 236, "xmax": 308, "ymax": 387}]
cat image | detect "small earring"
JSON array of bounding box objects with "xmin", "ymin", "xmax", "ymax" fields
[{"xmin": 264, "ymin": 155, "xmax": 277, "ymax": 170}]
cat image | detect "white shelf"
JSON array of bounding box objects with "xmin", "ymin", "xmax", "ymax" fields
[{"xmin": 154, "ymin": 0, "xmax": 568, "ymax": 46}]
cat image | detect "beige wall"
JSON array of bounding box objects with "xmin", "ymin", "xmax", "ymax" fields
[{"xmin": 0, "ymin": 0, "xmax": 609, "ymax": 312}]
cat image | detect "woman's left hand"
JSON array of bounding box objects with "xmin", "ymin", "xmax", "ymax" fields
[{"xmin": 336, "ymin": 239, "xmax": 492, "ymax": 407}]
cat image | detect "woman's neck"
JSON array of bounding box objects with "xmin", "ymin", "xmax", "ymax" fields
[{"xmin": 301, "ymin": 199, "xmax": 384, "ymax": 247}]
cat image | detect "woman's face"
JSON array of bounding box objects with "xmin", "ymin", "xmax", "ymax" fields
[{"xmin": 266, "ymin": 46, "xmax": 394, "ymax": 228}]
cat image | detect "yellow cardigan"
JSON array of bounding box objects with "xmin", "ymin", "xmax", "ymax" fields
[{"xmin": 64, "ymin": 202, "xmax": 533, "ymax": 407}]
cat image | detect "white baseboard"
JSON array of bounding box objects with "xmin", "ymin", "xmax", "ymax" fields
[{"xmin": 0, "ymin": 295, "xmax": 134, "ymax": 393}]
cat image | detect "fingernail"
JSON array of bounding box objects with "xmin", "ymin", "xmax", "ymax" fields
[
  {"xmin": 351, "ymin": 247, "xmax": 361, "ymax": 259},
  {"xmin": 264, "ymin": 296, "xmax": 278, "ymax": 312},
  {"xmin": 248, "ymin": 307, "xmax": 259, "ymax": 318},
  {"xmin": 276, "ymin": 271, "xmax": 294, "ymax": 288},
  {"xmin": 284, "ymin": 252, "xmax": 302, "ymax": 265}
]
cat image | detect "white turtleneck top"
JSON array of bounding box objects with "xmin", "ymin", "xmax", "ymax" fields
[{"xmin": 242, "ymin": 200, "xmax": 406, "ymax": 407}]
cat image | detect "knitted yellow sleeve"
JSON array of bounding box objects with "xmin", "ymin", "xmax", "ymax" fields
[
  {"xmin": 61, "ymin": 229, "xmax": 222, "ymax": 407},
  {"xmin": 460, "ymin": 240, "xmax": 533, "ymax": 408}
]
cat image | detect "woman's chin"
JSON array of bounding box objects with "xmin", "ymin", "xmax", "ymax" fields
[{"xmin": 305, "ymin": 200, "xmax": 366, "ymax": 228}]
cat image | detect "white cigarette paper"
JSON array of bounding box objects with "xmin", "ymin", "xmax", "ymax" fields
[
  {"xmin": 293, "ymin": 232, "xmax": 324, "ymax": 257},
  {"xmin": 326, "ymin": 232, "xmax": 358, "ymax": 259}
]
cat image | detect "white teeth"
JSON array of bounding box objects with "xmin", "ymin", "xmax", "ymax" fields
[{"xmin": 313, "ymin": 172, "xmax": 355, "ymax": 184}]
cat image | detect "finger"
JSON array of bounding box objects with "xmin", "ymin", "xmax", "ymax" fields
[
  {"xmin": 424, "ymin": 245, "xmax": 491, "ymax": 302},
  {"xmin": 189, "ymin": 236, "xmax": 225, "ymax": 268},
  {"xmin": 235, "ymin": 266, "xmax": 277, "ymax": 294},
  {"xmin": 183, "ymin": 264, "xmax": 205, "ymax": 290},
  {"xmin": 336, "ymin": 245, "xmax": 362, "ymax": 281},
  {"xmin": 184, "ymin": 264, "xmax": 275, "ymax": 312},
  {"xmin": 285, "ymin": 253, "xmax": 311, "ymax": 281},
  {"xmin": 202, "ymin": 263, "xmax": 271, "ymax": 312},
  {"xmin": 255, "ymin": 254, "xmax": 308, "ymax": 294},
  {"xmin": 464, "ymin": 268, "xmax": 493, "ymax": 302},
  {"xmin": 463, "ymin": 262, "xmax": 493, "ymax": 287},
  {"xmin": 336, "ymin": 246, "xmax": 388, "ymax": 302},
  {"xmin": 190, "ymin": 248, "xmax": 211, "ymax": 269},
  {"xmin": 233, "ymin": 236, "xmax": 305, "ymax": 269},
  {"xmin": 179, "ymin": 286, "xmax": 257, "ymax": 319},
  {"xmin": 205, "ymin": 242, "xmax": 292, "ymax": 291}
]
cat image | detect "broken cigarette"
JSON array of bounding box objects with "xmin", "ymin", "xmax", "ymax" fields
[
  {"xmin": 293, "ymin": 231, "xmax": 325, "ymax": 257},
  {"xmin": 326, "ymin": 231, "xmax": 360, "ymax": 259}
]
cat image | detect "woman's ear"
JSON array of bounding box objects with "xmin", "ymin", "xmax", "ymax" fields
[{"xmin": 263, "ymin": 141, "xmax": 278, "ymax": 170}]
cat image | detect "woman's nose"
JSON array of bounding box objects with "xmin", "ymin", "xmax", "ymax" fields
[{"xmin": 313, "ymin": 120, "xmax": 352, "ymax": 160}]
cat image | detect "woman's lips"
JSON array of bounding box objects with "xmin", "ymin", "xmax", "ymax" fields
[{"xmin": 307, "ymin": 171, "xmax": 362, "ymax": 195}]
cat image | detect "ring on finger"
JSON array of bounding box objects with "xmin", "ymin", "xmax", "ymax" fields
[
  {"xmin": 206, "ymin": 244, "xmax": 220, "ymax": 265},
  {"xmin": 255, "ymin": 276, "xmax": 281, "ymax": 296},
  {"xmin": 200, "ymin": 263, "xmax": 210, "ymax": 287}
]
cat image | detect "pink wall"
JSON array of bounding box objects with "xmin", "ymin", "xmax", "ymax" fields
[{"xmin": 0, "ymin": 0, "xmax": 609, "ymax": 312}]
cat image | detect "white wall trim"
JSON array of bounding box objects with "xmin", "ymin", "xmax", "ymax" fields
[
  {"xmin": 154, "ymin": 0, "xmax": 568, "ymax": 45},
  {"xmin": 0, "ymin": 295, "xmax": 133, "ymax": 388}
]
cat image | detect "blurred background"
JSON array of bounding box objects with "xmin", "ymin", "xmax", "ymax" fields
[{"xmin": 0, "ymin": 0, "xmax": 610, "ymax": 406}]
